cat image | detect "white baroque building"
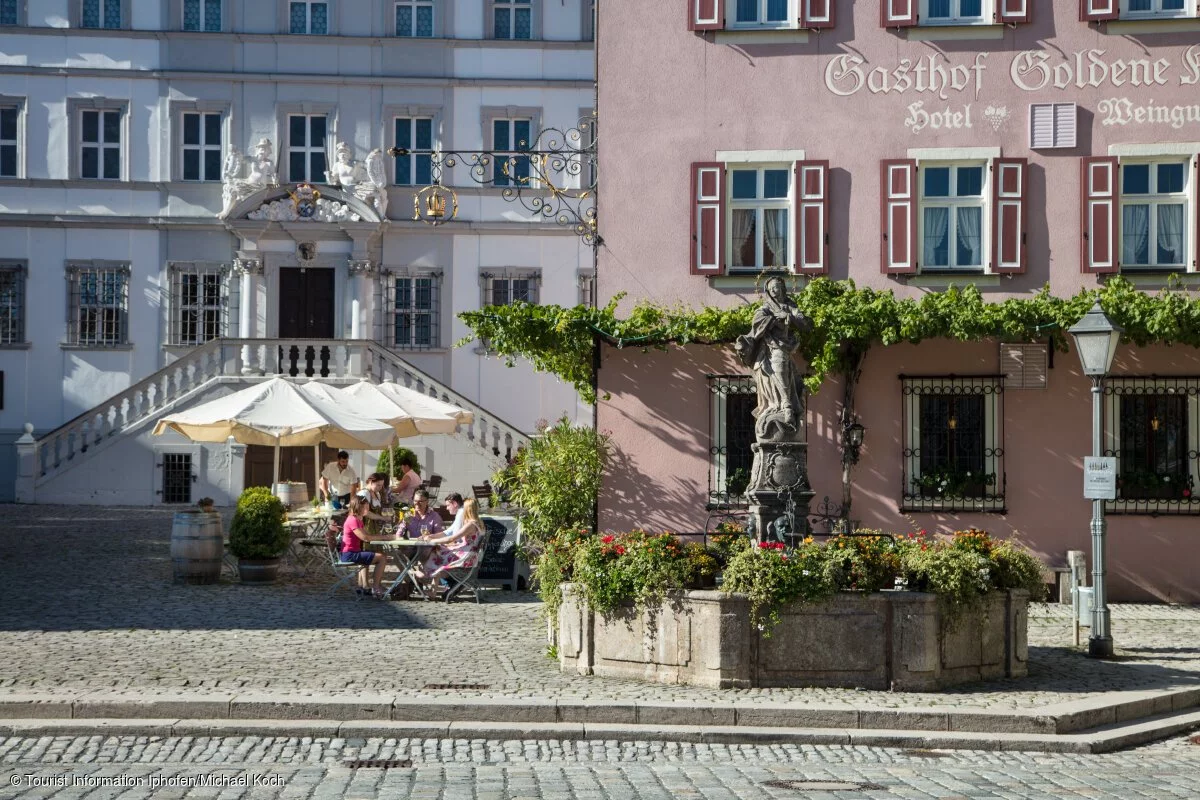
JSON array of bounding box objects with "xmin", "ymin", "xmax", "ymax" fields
[{"xmin": 0, "ymin": 0, "xmax": 595, "ymax": 504}]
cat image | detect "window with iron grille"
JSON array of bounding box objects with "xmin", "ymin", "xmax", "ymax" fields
[
  {"xmin": 492, "ymin": 0, "xmax": 532, "ymax": 39},
  {"xmin": 482, "ymin": 270, "xmax": 540, "ymax": 306},
  {"xmin": 67, "ymin": 263, "xmax": 129, "ymax": 347},
  {"xmin": 183, "ymin": 0, "xmax": 221, "ymax": 30},
  {"xmin": 169, "ymin": 263, "xmax": 227, "ymax": 346},
  {"xmin": 1104, "ymin": 376, "xmax": 1200, "ymax": 515},
  {"xmin": 0, "ymin": 263, "xmax": 25, "ymax": 344},
  {"xmin": 181, "ymin": 112, "xmax": 222, "ymax": 181},
  {"xmin": 901, "ymin": 375, "xmax": 1005, "ymax": 512},
  {"xmin": 709, "ymin": 375, "xmax": 756, "ymax": 508},
  {"xmin": 161, "ymin": 453, "xmax": 193, "ymax": 503},
  {"xmin": 386, "ymin": 273, "xmax": 440, "ymax": 350}
]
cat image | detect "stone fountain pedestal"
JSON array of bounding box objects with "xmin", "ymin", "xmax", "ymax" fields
[{"xmin": 747, "ymin": 440, "xmax": 815, "ymax": 542}]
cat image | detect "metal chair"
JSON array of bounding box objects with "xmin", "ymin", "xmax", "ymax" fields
[
  {"xmin": 423, "ymin": 473, "xmax": 443, "ymax": 502},
  {"xmin": 433, "ymin": 528, "xmax": 488, "ymax": 604},
  {"xmin": 323, "ymin": 525, "xmax": 368, "ymax": 600}
]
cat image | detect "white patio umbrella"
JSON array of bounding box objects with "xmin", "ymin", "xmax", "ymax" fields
[{"xmin": 152, "ymin": 377, "xmax": 397, "ymax": 486}]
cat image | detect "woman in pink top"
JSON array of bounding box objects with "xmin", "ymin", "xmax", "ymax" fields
[{"xmin": 340, "ymin": 495, "xmax": 388, "ymax": 599}]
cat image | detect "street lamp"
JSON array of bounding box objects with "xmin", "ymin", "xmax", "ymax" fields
[
  {"xmin": 1068, "ymin": 300, "xmax": 1123, "ymax": 658},
  {"xmin": 839, "ymin": 420, "xmax": 866, "ymax": 531}
]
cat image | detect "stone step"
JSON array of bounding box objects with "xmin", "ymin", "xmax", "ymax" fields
[{"xmin": 3, "ymin": 707, "xmax": 1199, "ymax": 754}]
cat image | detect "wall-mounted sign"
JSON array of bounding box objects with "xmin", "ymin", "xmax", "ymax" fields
[{"xmin": 1083, "ymin": 457, "xmax": 1118, "ymax": 501}]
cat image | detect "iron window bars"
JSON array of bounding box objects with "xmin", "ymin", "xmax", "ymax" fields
[
  {"xmin": 385, "ymin": 272, "xmax": 441, "ymax": 350},
  {"xmin": 901, "ymin": 375, "xmax": 1006, "ymax": 513},
  {"xmin": 708, "ymin": 374, "xmax": 757, "ymax": 509},
  {"xmin": 1104, "ymin": 375, "xmax": 1200, "ymax": 516},
  {"xmin": 161, "ymin": 452, "xmax": 193, "ymax": 504},
  {"xmin": 67, "ymin": 263, "xmax": 129, "ymax": 347},
  {"xmin": 168, "ymin": 263, "xmax": 228, "ymax": 346}
]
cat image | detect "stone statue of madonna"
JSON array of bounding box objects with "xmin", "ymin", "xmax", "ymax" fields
[{"xmin": 733, "ymin": 276, "xmax": 813, "ymax": 442}]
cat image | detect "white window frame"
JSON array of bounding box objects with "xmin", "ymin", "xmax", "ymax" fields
[
  {"xmin": 1119, "ymin": 157, "xmax": 1193, "ymax": 272},
  {"xmin": 0, "ymin": 261, "xmax": 26, "ymax": 346},
  {"xmin": 902, "ymin": 375, "xmax": 1004, "ymax": 513},
  {"xmin": 727, "ymin": 163, "xmax": 793, "ymax": 273},
  {"xmin": 78, "ymin": 0, "xmax": 126, "ymax": 29},
  {"xmin": 394, "ymin": 0, "xmax": 434, "ymax": 36},
  {"xmin": 66, "ymin": 261, "xmax": 130, "ymax": 348},
  {"xmin": 917, "ymin": 160, "xmax": 989, "ymax": 272},
  {"xmin": 393, "ymin": 115, "xmax": 435, "ymax": 186},
  {"xmin": 168, "ymin": 262, "xmax": 228, "ymax": 346},
  {"xmin": 490, "ymin": 0, "xmax": 533, "ymax": 39},
  {"xmin": 0, "ymin": 98, "xmax": 22, "ymax": 179},
  {"xmin": 182, "ymin": 0, "xmax": 222, "ymax": 31},
  {"xmin": 286, "ymin": 113, "xmax": 329, "ymax": 184},
  {"xmin": 78, "ymin": 106, "xmax": 124, "ymax": 181},
  {"xmin": 1119, "ymin": 0, "xmax": 1192, "ymax": 19},
  {"xmin": 490, "ymin": 117, "xmax": 534, "ymax": 188},
  {"xmin": 727, "ymin": 0, "xmax": 798, "ymax": 29},
  {"xmin": 288, "ymin": 0, "xmax": 329, "ymax": 34},
  {"xmin": 386, "ymin": 270, "xmax": 441, "ymax": 350},
  {"xmin": 1104, "ymin": 378, "xmax": 1200, "ymax": 515},
  {"xmin": 180, "ymin": 111, "xmax": 223, "ymax": 182},
  {"xmin": 919, "ymin": 0, "xmax": 994, "ymax": 24}
]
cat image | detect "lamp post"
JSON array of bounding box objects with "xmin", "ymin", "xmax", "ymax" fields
[{"xmin": 1067, "ymin": 300, "xmax": 1123, "ymax": 658}]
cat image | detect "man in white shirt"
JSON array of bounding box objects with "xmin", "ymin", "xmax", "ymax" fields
[
  {"xmin": 319, "ymin": 450, "xmax": 359, "ymax": 506},
  {"xmin": 443, "ymin": 492, "xmax": 464, "ymax": 535}
]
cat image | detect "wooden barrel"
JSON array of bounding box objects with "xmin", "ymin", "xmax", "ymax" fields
[
  {"xmin": 274, "ymin": 481, "xmax": 310, "ymax": 509},
  {"xmin": 170, "ymin": 511, "xmax": 223, "ymax": 585}
]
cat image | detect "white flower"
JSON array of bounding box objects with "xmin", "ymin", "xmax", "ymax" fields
[
  {"xmin": 802, "ymin": 570, "xmax": 810, "ymax": 576},
  {"xmin": 756, "ymin": 623, "xmax": 765, "ymax": 631},
  {"xmin": 1163, "ymin": 476, "xmax": 1171, "ymax": 483}
]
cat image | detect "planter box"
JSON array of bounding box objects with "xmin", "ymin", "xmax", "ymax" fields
[{"xmin": 558, "ymin": 585, "xmax": 1028, "ymax": 691}]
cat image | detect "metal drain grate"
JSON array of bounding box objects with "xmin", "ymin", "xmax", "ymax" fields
[
  {"xmin": 423, "ymin": 683, "xmax": 490, "ymax": 690},
  {"xmin": 344, "ymin": 759, "xmax": 413, "ymax": 769},
  {"xmin": 762, "ymin": 780, "xmax": 885, "ymax": 791}
]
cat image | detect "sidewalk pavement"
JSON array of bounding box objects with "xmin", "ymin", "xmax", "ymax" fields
[{"xmin": 2, "ymin": 506, "xmax": 1199, "ymax": 752}]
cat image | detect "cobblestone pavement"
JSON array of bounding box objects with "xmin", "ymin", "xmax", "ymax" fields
[
  {"xmin": 3, "ymin": 733, "xmax": 1200, "ymax": 799},
  {"xmin": 2, "ymin": 507, "xmax": 1199, "ymax": 710}
]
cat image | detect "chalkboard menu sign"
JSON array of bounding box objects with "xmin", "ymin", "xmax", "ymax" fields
[{"xmin": 477, "ymin": 517, "xmax": 518, "ymax": 585}]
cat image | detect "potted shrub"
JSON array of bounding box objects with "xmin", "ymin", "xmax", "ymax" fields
[{"xmin": 229, "ymin": 486, "xmax": 290, "ymax": 584}]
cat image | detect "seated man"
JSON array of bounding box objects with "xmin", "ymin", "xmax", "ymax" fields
[
  {"xmin": 399, "ymin": 489, "xmax": 443, "ymax": 539},
  {"xmin": 319, "ymin": 450, "xmax": 359, "ymax": 507}
]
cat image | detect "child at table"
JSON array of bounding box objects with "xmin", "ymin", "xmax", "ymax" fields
[{"xmin": 340, "ymin": 494, "xmax": 389, "ymax": 599}]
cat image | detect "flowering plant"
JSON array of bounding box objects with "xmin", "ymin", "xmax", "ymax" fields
[
  {"xmin": 720, "ymin": 538, "xmax": 834, "ymax": 634},
  {"xmin": 571, "ymin": 530, "xmax": 692, "ymax": 615},
  {"xmin": 914, "ymin": 467, "xmax": 996, "ymax": 499},
  {"xmin": 534, "ymin": 526, "xmax": 591, "ymax": 618}
]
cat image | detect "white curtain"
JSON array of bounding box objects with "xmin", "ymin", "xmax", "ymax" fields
[
  {"xmin": 1157, "ymin": 204, "xmax": 1184, "ymax": 265},
  {"xmin": 1122, "ymin": 204, "xmax": 1149, "ymax": 265},
  {"xmin": 956, "ymin": 206, "xmax": 982, "ymax": 267},
  {"xmin": 762, "ymin": 209, "xmax": 788, "ymax": 268},
  {"xmin": 731, "ymin": 209, "xmax": 754, "ymax": 267},
  {"xmin": 923, "ymin": 207, "xmax": 948, "ymax": 267}
]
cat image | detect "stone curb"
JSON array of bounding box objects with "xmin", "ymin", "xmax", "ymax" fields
[
  {"xmin": 2, "ymin": 709, "xmax": 1199, "ymax": 754},
  {"xmin": 2, "ymin": 687, "xmax": 1198, "ymax": 736}
]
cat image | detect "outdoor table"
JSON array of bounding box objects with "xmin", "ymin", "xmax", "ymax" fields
[
  {"xmin": 285, "ymin": 508, "xmax": 348, "ymax": 575},
  {"xmin": 370, "ymin": 538, "xmax": 434, "ymax": 600}
]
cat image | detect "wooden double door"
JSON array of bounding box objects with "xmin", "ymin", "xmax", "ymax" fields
[
  {"xmin": 277, "ymin": 266, "xmax": 335, "ymax": 377},
  {"xmin": 244, "ymin": 443, "xmax": 342, "ymax": 495}
]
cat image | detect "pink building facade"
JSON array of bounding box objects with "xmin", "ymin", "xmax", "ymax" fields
[{"xmin": 595, "ymin": 0, "xmax": 1200, "ymax": 601}]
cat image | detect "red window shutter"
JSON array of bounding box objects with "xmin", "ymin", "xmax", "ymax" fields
[
  {"xmin": 800, "ymin": 0, "xmax": 835, "ymax": 29},
  {"xmin": 997, "ymin": 0, "xmax": 1031, "ymax": 23},
  {"xmin": 881, "ymin": 0, "xmax": 918, "ymax": 27},
  {"xmin": 1080, "ymin": 157, "xmax": 1119, "ymax": 274},
  {"xmin": 1080, "ymin": 0, "xmax": 1118, "ymax": 21},
  {"xmin": 992, "ymin": 158, "xmax": 1027, "ymax": 274},
  {"xmin": 691, "ymin": 162, "xmax": 725, "ymax": 276},
  {"xmin": 880, "ymin": 159, "xmax": 917, "ymax": 274},
  {"xmin": 689, "ymin": 0, "xmax": 726, "ymax": 30},
  {"xmin": 795, "ymin": 160, "xmax": 829, "ymax": 275}
]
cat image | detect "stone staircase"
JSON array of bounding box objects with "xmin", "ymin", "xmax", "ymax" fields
[{"xmin": 15, "ymin": 339, "xmax": 529, "ymax": 503}]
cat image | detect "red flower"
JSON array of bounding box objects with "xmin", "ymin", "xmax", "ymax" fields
[
  {"xmin": 614, "ymin": 545, "xmax": 626, "ymax": 556},
  {"xmin": 1184, "ymin": 489, "xmax": 1192, "ymax": 498},
  {"xmin": 601, "ymin": 535, "xmax": 615, "ymax": 544}
]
